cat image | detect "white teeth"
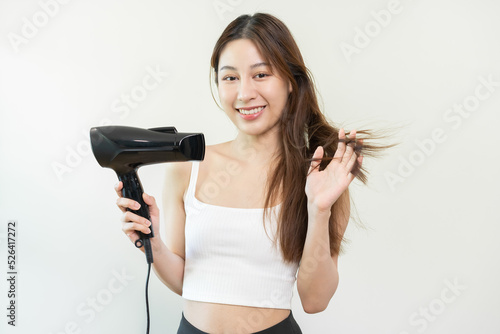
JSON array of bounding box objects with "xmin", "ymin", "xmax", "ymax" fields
[{"xmin": 238, "ymin": 106, "xmax": 265, "ymax": 115}]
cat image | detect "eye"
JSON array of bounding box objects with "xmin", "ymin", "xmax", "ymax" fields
[
  {"xmin": 222, "ymin": 75, "xmax": 238, "ymax": 81},
  {"xmin": 254, "ymin": 73, "xmax": 269, "ymax": 79}
]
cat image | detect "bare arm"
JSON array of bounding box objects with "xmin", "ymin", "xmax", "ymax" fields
[
  {"xmin": 116, "ymin": 162, "xmax": 190, "ymax": 296},
  {"xmin": 296, "ymin": 189, "xmax": 350, "ymax": 313},
  {"xmin": 298, "ymin": 128, "xmax": 360, "ymax": 313},
  {"xmin": 151, "ymin": 162, "xmax": 191, "ymax": 295}
]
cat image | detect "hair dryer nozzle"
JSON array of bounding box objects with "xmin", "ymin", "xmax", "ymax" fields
[{"xmin": 90, "ymin": 126, "xmax": 205, "ymax": 173}]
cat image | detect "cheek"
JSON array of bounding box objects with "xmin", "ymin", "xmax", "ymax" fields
[
  {"xmin": 218, "ymin": 86, "xmax": 235, "ymax": 107},
  {"xmin": 264, "ymin": 84, "xmax": 289, "ymax": 108}
]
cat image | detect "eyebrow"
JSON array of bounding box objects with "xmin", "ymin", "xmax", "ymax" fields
[{"xmin": 219, "ymin": 62, "xmax": 270, "ymax": 72}]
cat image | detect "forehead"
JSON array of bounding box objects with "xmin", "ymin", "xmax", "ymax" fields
[{"xmin": 218, "ymin": 39, "xmax": 267, "ymax": 71}]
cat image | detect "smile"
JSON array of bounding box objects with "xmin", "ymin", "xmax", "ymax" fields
[{"xmin": 237, "ymin": 106, "xmax": 266, "ymax": 115}]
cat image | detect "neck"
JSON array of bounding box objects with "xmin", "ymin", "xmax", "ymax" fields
[{"xmin": 230, "ymin": 129, "xmax": 281, "ymax": 165}]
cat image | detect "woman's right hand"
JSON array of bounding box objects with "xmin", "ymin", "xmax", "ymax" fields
[{"xmin": 114, "ymin": 181, "xmax": 161, "ymax": 253}]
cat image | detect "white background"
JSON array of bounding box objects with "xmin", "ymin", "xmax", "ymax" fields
[{"xmin": 1, "ymin": 0, "xmax": 499, "ymax": 333}]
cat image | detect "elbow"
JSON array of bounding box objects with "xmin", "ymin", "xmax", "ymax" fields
[
  {"xmin": 299, "ymin": 289, "xmax": 333, "ymax": 314},
  {"xmin": 301, "ymin": 298, "xmax": 329, "ymax": 314},
  {"xmin": 298, "ymin": 278, "xmax": 339, "ymax": 314}
]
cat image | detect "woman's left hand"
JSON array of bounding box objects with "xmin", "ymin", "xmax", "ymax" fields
[{"xmin": 305, "ymin": 128, "xmax": 363, "ymax": 213}]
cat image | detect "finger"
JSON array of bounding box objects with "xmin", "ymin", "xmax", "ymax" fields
[
  {"xmin": 333, "ymin": 128, "xmax": 346, "ymax": 159},
  {"xmin": 114, "ymin": 181, "xmax": 123, "ymax": 198},
  {"xmin": 122, "ymin": 222, "xmax": 151, "ymax": 239},
  {"xmin": 121, "ymin": 215, "xmax": 151, "ymax": 235},
  {"xmin": 308, "ymin": 146, "xmax": 324, "ymax": 174},
  {"xmin": 121, "ymin": 210, "xmax": 150, "ymax": 226},
  {"xmin": 341, "ymin": 129, "xmax": 356, "ymax": 165},
  {"xmin": 143, "ymin": 193, "xmax": 159, "ymax": 220},
  {"xmin": 346, "ymin": 146, "xmax": 358, "ymax": 172},
  {"xmin": 116, "ymin": 197, "xmax": 140, "ymax": 212},
  {"xmin": 347, "ymin": 146, "xmax": 363, "ymax": 178},
  {"xmin": 346, "ymin": 171, "xmax": 356, "ymax": 184}
]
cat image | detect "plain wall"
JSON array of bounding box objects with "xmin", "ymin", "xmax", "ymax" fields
[{"xmin": 1, "ymin": 0, "xmax": 499, "ymax": 333}]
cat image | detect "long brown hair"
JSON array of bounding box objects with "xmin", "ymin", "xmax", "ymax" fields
[{"xmin": 210, "ymin": 13, "xmax": 397, "ymax": 263}]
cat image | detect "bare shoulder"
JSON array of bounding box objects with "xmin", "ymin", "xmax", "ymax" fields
[
  {"xmin": 196, "ymin": 142, "xmax": 233, "ymax": 168},
  {"xmin": 163, "ymin": 143, "xmax": 229, "ymax": 197},
  {"xmin": 163, "ymin": 161, "xmax": 192, "ymax": 198},
  {"xmin": 203, "ymin": 141, "xmax": 234, "ymax": 162}
]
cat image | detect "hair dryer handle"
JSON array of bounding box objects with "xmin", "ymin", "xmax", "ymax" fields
[{"xmin": 118, "ymin": 170, "xmax": 154, "ymax": 263}]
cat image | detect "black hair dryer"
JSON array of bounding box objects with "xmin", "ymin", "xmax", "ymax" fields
[{"xmin": 90, "ymin": 126, "xmax": 205, "ymax": 264}]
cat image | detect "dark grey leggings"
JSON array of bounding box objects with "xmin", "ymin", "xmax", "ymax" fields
[{"xmin": 177, "ymin": 311, "xmax": 302, "ymax": 334}]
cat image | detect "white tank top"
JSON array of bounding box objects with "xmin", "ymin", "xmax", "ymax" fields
[{"xmin": 182, "ymin": 161, "xmax": 299, "ymax": 309}]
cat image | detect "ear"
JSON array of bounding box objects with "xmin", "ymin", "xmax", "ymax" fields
[{"xmin": 288, "ymin": 80, "xmax": 293, "ymax": 93}]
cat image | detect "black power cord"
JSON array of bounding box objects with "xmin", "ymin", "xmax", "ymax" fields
[
  {"xmin": 145, "ymin": 261, "xmax": 152, "ymax": 334},
  {"xmin": 142, "ymin": 238, "xmax": 153, "ymax": 334}
]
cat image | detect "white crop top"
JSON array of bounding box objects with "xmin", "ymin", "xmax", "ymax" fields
[{"xmin": 182, "ymin": 161, "xmax": 299, "ymax": 309}]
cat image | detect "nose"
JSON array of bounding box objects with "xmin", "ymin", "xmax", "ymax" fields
[{"xmin": 237, "ymin": 77, "xmax": 257, "ymax": 102}]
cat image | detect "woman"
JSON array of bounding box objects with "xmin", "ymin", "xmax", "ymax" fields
[{"xmin": 116, "ymin": 13, "xmax": 388, "ymax": 334}]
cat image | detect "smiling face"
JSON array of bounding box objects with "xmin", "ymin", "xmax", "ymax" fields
[{"xmin": 217, "ymin": 38, "xmax": 292, "ymax": 138}]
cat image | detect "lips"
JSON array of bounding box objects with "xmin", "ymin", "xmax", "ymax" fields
[{"xmin": 236, "ymin": 105, "xmax": 266, "ymax": 120}]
